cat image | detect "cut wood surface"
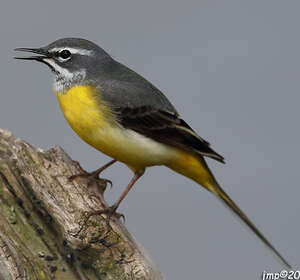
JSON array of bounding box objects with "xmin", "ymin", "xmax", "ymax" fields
[{"xmin": 0, "ymin": 129, "xmax": 164, "ymax": 280}]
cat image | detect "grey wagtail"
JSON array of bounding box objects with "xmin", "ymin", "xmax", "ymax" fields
[{"xmin": 15, "ymin": 38, "xmax": 290, "ymax": 268}]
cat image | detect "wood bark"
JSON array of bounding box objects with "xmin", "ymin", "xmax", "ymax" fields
[{"xmin": 0, "ymin": 129, "xmax": 164, "ymax": 280}]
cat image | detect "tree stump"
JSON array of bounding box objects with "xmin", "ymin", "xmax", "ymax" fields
[{"xmin": 0, "ymin": 129, "xmax": 163, "ymax": 280}]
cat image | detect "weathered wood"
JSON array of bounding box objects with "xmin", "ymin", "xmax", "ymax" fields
[{"xmin": 0, "ymin": 129, "xmax": 163, "ymax": 280}]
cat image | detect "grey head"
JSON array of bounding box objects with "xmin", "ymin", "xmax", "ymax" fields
[
  {"xmin": 15, "ymin": 37, "xmax": 178, "ymax": 113},
  {"xmin": 15, "ymin": 38, "xmax": 115, "ymax": 92}
]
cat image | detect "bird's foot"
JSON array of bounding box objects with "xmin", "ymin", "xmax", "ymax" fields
[
  {"xmin": 69, "ymin": 161, "xmax": 113, "ymax": 187},
  {"xmin": 72, "ymin": 204, "xmax": 124, "ymax": 236},
  {"xmin": 85, "ymin": 204, "xmax": 125, "ymax": 226}
]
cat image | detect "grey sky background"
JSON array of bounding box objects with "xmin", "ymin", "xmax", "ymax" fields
[{"xmin": 1, "ymin": 1, "xmax": 299, "ymax": 279}]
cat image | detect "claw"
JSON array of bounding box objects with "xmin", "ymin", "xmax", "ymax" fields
[
  {"xmin": 98, "ymin": 178, "xmax": 113, "ymax": 188},
  {"xmin": 82, "ymin": 205, "xmax": 125, "ymax": 229},
  {"xmin": 119, "ymin": 213, "xmax": 126, "ymax": 223},
  {"xmin": 69, "ymin": 171, "xmax": 113, "ymax": 188},
  {"xmin": 68, "ymin": 172, "xmax": 87, "ymax": 182},
  {"xmin": 72, "ymin": 160, "xmax": 86, "ymax": 172}
]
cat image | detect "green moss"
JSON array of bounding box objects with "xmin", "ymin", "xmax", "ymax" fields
[
  {"xmin": 0, "ymin": 140, "xmax": 146, "ymax": 280},
  {"xmin": 97, "ymin": 261, "xmax": 124, "ymax": 279}
]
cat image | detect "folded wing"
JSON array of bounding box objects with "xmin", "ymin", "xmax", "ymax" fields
[{"xmin": 115, "ymin": 105, "xmax": 225, "ymax": 163}]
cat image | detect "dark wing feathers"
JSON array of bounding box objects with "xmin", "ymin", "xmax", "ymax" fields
[
  {"xmin": 115, "ymin": 106, "xmax": 225, "ymax": 163},
  {"xmin": 98, "ymin": 63, "xmax": 224, "ymax": 163}
]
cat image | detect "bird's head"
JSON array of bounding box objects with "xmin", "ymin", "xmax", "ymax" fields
[{"xmin": 15, "ymin": 38, "xmax": 113, "ymax": 92}]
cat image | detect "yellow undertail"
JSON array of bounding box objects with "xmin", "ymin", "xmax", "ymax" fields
[{"xmin": 167, "ymin": 151, "xmax": 291, "ymax": 269}]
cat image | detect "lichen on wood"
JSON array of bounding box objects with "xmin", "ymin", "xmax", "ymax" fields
[{"xmin": 0, "ymin": 129, "xmax": 163, "ymax": 280}]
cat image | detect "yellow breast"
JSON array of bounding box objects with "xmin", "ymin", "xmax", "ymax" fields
[
  {"xmin": 56, "ymin": 85, "xmax": 116, "ymax": 146},
  {"xmin": 55, "ymin": 85, "xmax": 177, "ymax": 171}
]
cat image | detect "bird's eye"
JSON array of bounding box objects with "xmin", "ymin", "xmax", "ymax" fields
[{"xmin": 59, "ymin": 49, "xmax": 71, "ymax": 60}]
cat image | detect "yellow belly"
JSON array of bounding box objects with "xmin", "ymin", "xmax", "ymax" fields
[{"xmin": 56, "ymin": 85, "xmax": 176, "ymax": 171}]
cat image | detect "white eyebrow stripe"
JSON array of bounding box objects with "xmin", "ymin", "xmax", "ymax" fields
[{"xmin": 49, "ymin": 47, "xmax": 94, "ymax": 56}]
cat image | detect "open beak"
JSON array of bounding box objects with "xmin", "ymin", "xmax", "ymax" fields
[
  {"xmin": 14, "ymin": 47, "xmax": 51, "ymax": 62},
  {"xmin": 14, "ymin": 47, "xmax": 56, "ymax": 72}
]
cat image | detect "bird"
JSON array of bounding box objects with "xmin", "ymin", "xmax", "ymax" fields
[{"xmin": 15, "ymin": 38, "xmax": 290, "ymax": 268}]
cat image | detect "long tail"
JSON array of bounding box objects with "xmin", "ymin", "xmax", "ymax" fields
[
  {"xmin": 210, "ymin": 179, "xmax": 291, "ymax": 268},
  {"xmin": 167, "ymin": 152, "xmax": 291, "ymax": 268}
]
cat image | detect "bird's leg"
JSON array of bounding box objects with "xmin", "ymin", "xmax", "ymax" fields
[
  {"xmin": 69, "ymin": 159, "xmax": 117, "ymax": 187},
  {"xmin": 84, "ymin": 169, "xmax": 144, "ymax": 226}
]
